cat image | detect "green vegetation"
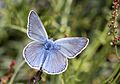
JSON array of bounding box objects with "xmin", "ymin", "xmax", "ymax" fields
[{"xmin": 0, "ymin": 0, "xmax": 120, "ymax": 84}]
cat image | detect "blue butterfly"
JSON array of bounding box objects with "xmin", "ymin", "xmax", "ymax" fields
[{"xmin": 23, "ymin": 10, "xmax": 89, "ymax": 75}]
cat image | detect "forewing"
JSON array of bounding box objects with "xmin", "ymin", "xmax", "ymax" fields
[
  {"xmin": 42, "ymin": 50, "xmax": 68, "ymax": 74},
  {"xmin": 23, "ymin": 41, "xmax": 45, "ymax": 69},
  {"xmin": 27, "ymin": 10, "xmax": 48, "ymax": 43},
  {"xmin": 55, "ymin": 37, "xmax": 89, "ymax": 59}
]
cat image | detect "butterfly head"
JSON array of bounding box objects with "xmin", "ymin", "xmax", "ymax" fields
[{"xmin": 44, "ymin": 40, "xmax": 54, "ymax": 50}]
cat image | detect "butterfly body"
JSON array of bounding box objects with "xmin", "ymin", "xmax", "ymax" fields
[{"xmin": 23, "ymin": 10, "xmax": 89, "ymax": 74}]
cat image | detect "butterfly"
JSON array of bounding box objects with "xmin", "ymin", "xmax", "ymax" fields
[{"xmin": 23, "ymin": 10, "xmax": 89, "ymax": 75}]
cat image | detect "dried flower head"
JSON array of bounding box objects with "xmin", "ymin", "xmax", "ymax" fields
[{"xmin": 108, "ymin": 0, "xmax": 120, "ymax": 46}]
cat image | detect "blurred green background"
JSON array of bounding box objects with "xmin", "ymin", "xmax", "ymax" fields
[{"xmin": 0, "ymin": 0, "xmax": 120, "ymax": 84}]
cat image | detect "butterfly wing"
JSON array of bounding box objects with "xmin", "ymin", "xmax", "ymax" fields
[
  {"xmin": 54, "ymin": 37, "xmax": 89, "ymax": 59},
  {"xmin": 27, "ymin": 10, "xmax": 48, "ymax": 43},
  {"xmin": 23, "ymin": 41, "xmax": 46, "ymax": 69},
  {"xmin": 42, "ymin": 50, "xmax": 68, "ymax": 74}
]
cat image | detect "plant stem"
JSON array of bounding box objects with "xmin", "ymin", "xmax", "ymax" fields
[
  {"xmin": 115, "ymin": 45, "xmax": 120, "ymax": 60},
  {"xmin": 103, "ymin": 62, "xmax": 120, "ymax": 83},
  {"xmin": 8, "ymin": 61, "xmax": 26, "ymax": 84},
  {"xmin": 8, "ymin": 25, "xmax": 27, "ymax": 33},
  {"xmin": 112, "ymin": 70, "xmax": 120, "ymax": 83},
  {"xmin": 60, "ymin": 74, "xmax": 65, "ymax": 84}
]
